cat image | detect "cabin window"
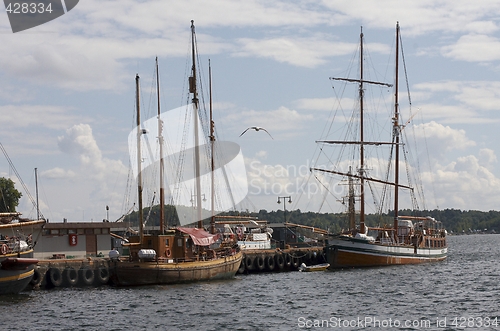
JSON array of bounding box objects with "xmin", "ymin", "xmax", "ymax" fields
[
  {"xmin": 177, "ymin": 238, "xmax": 183, "ymax": 247},
  {"xmin": 59, "ymin": 229, "xmax": 68, "ymax": 235},
  {"xmin": 77, "ymin": 229, "xmax": 85, "ymax": 235},
  {"xmin": 165, "ymin": 239, "xmax": 169, "ymax": 246},
  {"xmin": 85, "ymin": 229, "xmax": 94, "ymax": 234},
  {"xmin": 68, "ymin": 229, "xmax": 76, "ymax": 234},
  {"xmin": 50, "ymin": 229, "xmax": 59, "ymax": 235},
  {"xmin": 102, "ymin": 228, "xmax": 109, "ymax": 234}
]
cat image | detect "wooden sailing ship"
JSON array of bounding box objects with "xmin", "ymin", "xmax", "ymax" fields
[
  {"xmin": 110, "ymin": 21, "xmax": 242, "ymax": 286},
  {"xmin": 312, "ymin": 23, "xmax": 447, "ymax": 268},
  {"xmin": 0, "ymin": 217, "xmax": 45, "ymax": 294},
  {"xmin": 0, "ymin": 160, "xmax": 45, "ymax": 294}
]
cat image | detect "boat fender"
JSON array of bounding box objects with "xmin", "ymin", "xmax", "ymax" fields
[
  {"xmin": 1, "ymin": 244, "xmax": 8, "ymax": 255},
  {"xmin": 48, "ymin": 267, "xmax": 63, "ymax": 287},
  {"xmin": 292, "ymin": 256, "xmax": 300, "ymax": 269},
  {"xmin": 265, "ymin": 255, "xmax": 275, "ymax": 271},
  {"xmin": 236, "ymin": 227, "xmax": 243, "ymax": 240},
  {"xmin": 30, "ymin": 267, "xmax": 42, "ymax": 287},
  {"xmin": 284, "ymin": 253, "xmax": 292, "ymax": 267},
  {"xmin": 254, "ymin": 255, "xmax": 265, "ymax": 271},
  {"xmin": 96, "ymin": 267, "xmax": 110, "ymax": 284},
  {"xmin": 65, "ymin": 267, "xmax": 79, "ymax": 286},
  {"xmin": 79, "ymin": 266, "xmax": 95, "ymax": 286},
  {"xmin": 165, "ymin": 248, "xmax": 172, "ymax": 258},
  {"xmin": 275, "ymin": 253, "xmax": 285, "ymax": 270},
  {"xmin": 245, "ymin": 255, "xmax": 254, "ymax": 270},
  {"xmin": 307, "ymin": 251, "xmax": 313, "ymax": 263},
  {"xmin": 237, "ymin": 261, "xmax": 245, "ymax": 274}
]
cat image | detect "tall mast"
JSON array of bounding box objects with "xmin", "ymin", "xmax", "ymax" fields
[
  {"xmin": 209, "ymin": 60, "xmax": 215, "ymax": 234},
  {"xmin": 136, "ymin": 74, "xmax": 144, "ymax": 243},
  {"xmin": 347, "ymin": 166, "xmax": 356, "ymax": 230},
  {"xmin": 156, "ymin": 57, "xmax": 165, "ymax": 233},
  {"xmin": 190, "ymin": 20, "xmax": 203, "ymax": 229},
  {"xmin": 359, "ymin": 27, "xmax": 366, "ymax": 234},
  {"xmin": 35, "ymin": 168, "xmax": 40, "ymax": 220},
  {"xmin": 322, "ymin": 27, "xmax": 392, "ymax": 233},
  {"xmin": 393, "ymin": 22, "xmax": 400, "ymax": 241}
]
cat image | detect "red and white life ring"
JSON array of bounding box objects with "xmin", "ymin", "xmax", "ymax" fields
[
  {"xmin": 165, "ymin": 248, "xmax": 172, "ymax": 258},
  {"xmin": 236, "ymin": 227, "xmax": 243, "ymax": 240},
  {"xmin": 1, "ymin": 244, "xmax": 8, "ymax": 255}
]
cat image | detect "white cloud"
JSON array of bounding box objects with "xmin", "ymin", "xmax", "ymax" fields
[
  {"xmin": 41, "ymin": 167, "xmax": 76, "ymax": 179},
  {"xmin": 413, "ymin": 81, "xmax": 500, "ymax": 124},
  {"xmin": 442, "ymin": 34, "xmax": 500, "ymax": 62},
  {"xmin": 414, "ymin": 121, "xmax": 475, "ymax": 155},
  {"xmin": 0, "ymin": 105, "xmax": 83, "ymax": 130},
  {"xmin": 234, "ymin": 36, "xmax": 384, "ymax": 68},
  {"xmin": 57, "ymin": 123, "xmax": 127, "ymax": 180},
  {"xmin": 430, "ymin": 153, "xmax": 500, "ymax": 210}
]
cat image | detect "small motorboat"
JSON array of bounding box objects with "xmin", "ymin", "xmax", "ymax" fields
[{"xmin": 298, "ymin": 262, "xmax": 330, "ymax": 272}]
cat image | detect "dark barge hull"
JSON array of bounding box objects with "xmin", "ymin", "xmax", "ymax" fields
[
  {"xmin": 110, "ymin": 250, "xmax": 243, "ymax": 286},
  {"xmin": 0, "ymin": 250, "xmax": 38, "ymax": 294}
]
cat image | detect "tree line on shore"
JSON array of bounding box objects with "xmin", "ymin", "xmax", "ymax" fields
[{"xmin": 124, "ymin": 205, "xmax": 500, "ymax": 234}]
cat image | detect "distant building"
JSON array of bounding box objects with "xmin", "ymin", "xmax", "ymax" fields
[{"xmin": 34, "ymin": 221, "xmax": 129, "ymax": 259}]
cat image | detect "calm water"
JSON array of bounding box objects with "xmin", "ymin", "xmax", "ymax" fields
[{"xmin": 1, "ymin": 235, "xmax": 499, "ymax": 330}]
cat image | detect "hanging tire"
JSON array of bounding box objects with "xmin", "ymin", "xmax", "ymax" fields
[
  {"xmin": 79, "ymin": 266, "xmax": 95, "ymax": 286},
  {"xmin": 237, "ymin": 261, "xmax": 245, "ymax": 274},
  {"xmin": 245, "ymin": 255, "xmax": 254, "ymax": 271},
  {"xmin": 310, "ymin": 251, "xmax": 318, "ymax": 264},
  {"xmin": 306, "ymin": 251, "xmax": 313, "ymax": 264},
  {"xmin": 96, "ymin": 267, "xmax": 109, "ymax": 284},
  {"xmin": 48, "ymin": 268, "xmax": 63, "ymax": 287},
  {"xmin": 254, "ymin": 255, "xmax": 265, "ymax": 271},
  {"xmin": 292, "ymin": 256, "xmax": 300, "ymax": 269},
  {"xmin": 284, "ymin": 253, "xmax": 292, "ymax": 268},
  {"xmin": 275, "ymin": 253, "xmax": 285, "ymax": 270},
  {"xmin": 30, "ymin": 267, "xmax": 42, "ymax": 287},
  {"xmin": 65, "ymin": 267, "xmax": 79, "ymax": 286},
  {"xmin": 265, "ymin": 255, "xmax": 275, "ymax": 271}
]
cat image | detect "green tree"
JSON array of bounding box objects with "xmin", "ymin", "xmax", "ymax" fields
[{"xmin": 0, "ymin": 177, "xmax": 22, "ymax": 213}]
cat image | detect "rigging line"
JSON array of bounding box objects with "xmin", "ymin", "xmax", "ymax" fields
[
  {"xmin": 399, "ymin": 32, "xmax": 412, "ymax": 108},
  {"xmin": 143, "ymin": 192, "xmax": 156, "ymax": 227},
  {"xmin": 0, "ymin": 143, "xmax": 42, "ymax": 218},
  {"xmin": 406, "ymin": 125, "xmax": 427, "ymax": 211},
  {"xmin": 378, "ymin": 134, "xmax": 395, "ymax": 215},
  {"xmin": 313, "ymin": 173, "xmax": 340, "ymax": 211},
  {"xmin": 402, "ymin": 140, "xmax": 420, "ymax": 211}
]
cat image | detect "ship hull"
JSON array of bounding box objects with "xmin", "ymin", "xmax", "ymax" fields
[
  {"xmin": 110, "ymin": 250, "xmax": 243, "ymax": 286},
  {"xmin": 325, "ymin": 236, "xmax": 447, "ymax": 268},
  {"xmin": 0, "ymin": 250, "xmax": 38, "ymax": 294}
]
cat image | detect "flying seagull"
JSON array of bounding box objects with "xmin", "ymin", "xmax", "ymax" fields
[{"xmin": 239, "ymin": 126, "xmax": 274, "ymax": 139}]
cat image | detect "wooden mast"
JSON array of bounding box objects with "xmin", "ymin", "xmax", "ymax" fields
[
  {"xmin": 393, "ymin": 22, "xmax": 400, "ymax": 241},
  {"xmin": 136, "ymin": 74, "xmax": 144, "ymax": 244},
  {"xmin": 317, "ymin": 27, "xmax": 392, "ymax": 234},
  {"xmin": 190, "ymin": 20, "xmax": 203, "ymax": 229},
  {"xmin": 359, "ymin": 27, "xmax": 366, "ymax": 234},
  {"xmin": 35, "ymin": 167, "xmax": 40, "ymax": 220},
  {"xmin": 156, "ymin": 57, "xmax": 165, "ymax": 234},
  {"xmin": 209, "ymin": 60, "xmax": 216, "ymax": 234}
]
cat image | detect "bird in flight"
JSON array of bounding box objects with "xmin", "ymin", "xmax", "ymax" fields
[{"xmin": 239, "ymin": 126, "xmax": 274, "ymax": 139}]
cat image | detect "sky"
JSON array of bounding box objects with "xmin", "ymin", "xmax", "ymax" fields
[{"xmin": 1, "ymin": 0, "xmax": 500, "ymax": 223}]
